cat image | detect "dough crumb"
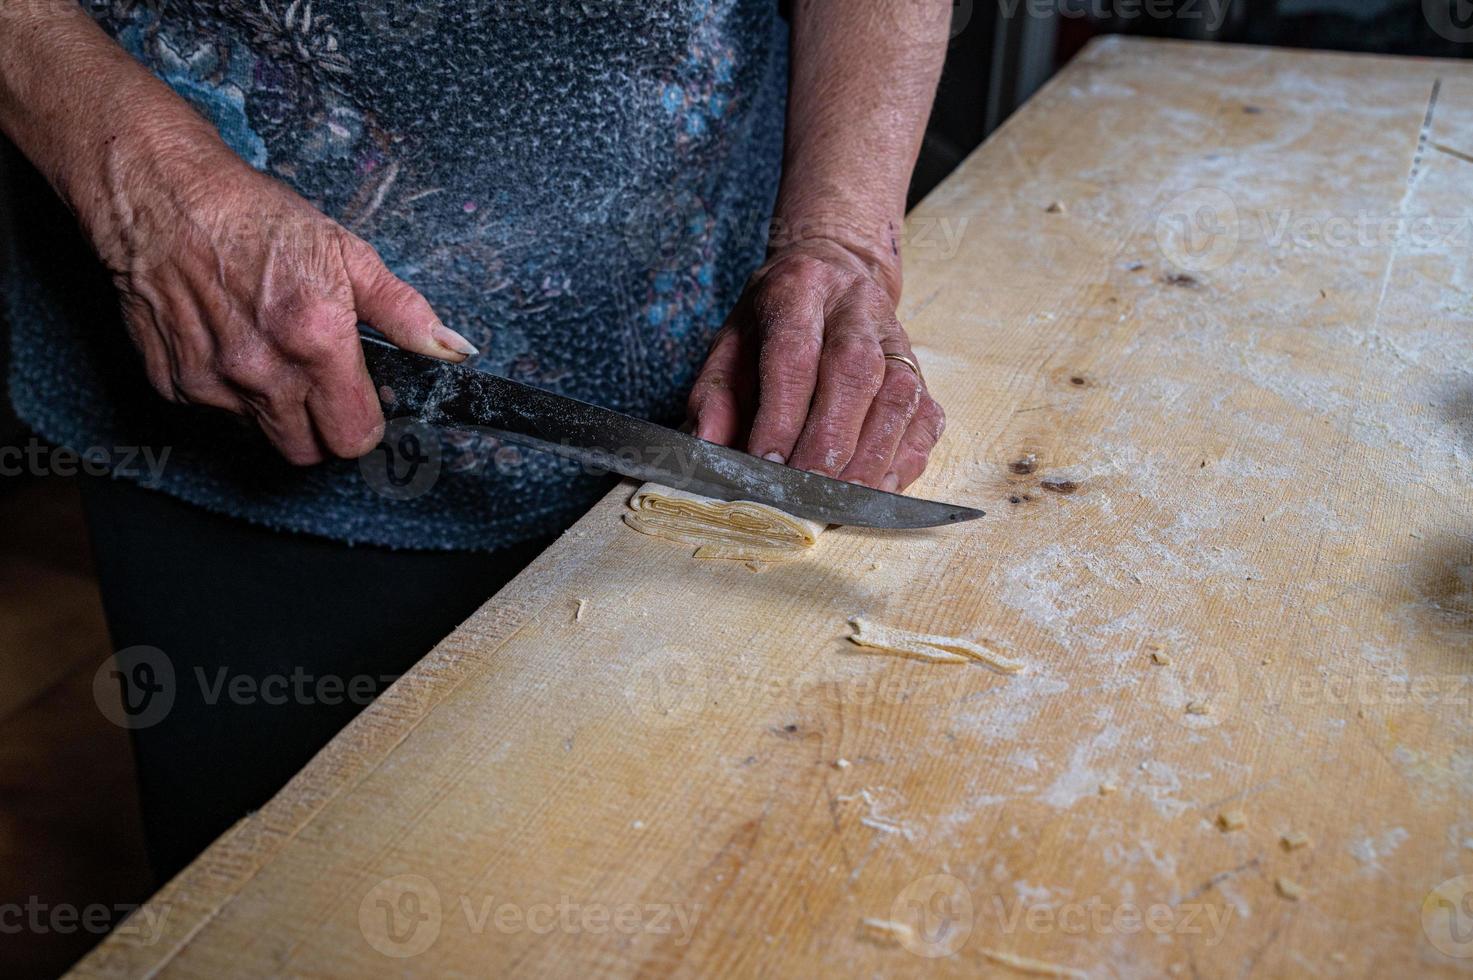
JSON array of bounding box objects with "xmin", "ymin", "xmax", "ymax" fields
[
  {"xmin": 847, "ymin": 617, "xmax": 1025, "ymax": 674},
  {"xmin": 574, "ymin": 598, "xmax": 587, "ymax": 622},
  {"xmin": 1275, "ymin": 876, "xmax": 1307, "ymax": 901},
  {"xmin": 1186, "ymin": 699, "xmax": 1211, "ymax": 715},
  {"xmin": 1099, "ymin": 782, "xmax": 1118, "ymax": 796},
  {"xmin": 1216, "ymin": 809, "xmax": 1247, "ymax": 832},
  {"xmin": 1280, "ymin": 831, "xmax": 1311, "ymax": 851},
  {"xmin": 981, "ymin": 947, "xmax": 1088, "ymax": 978},
  {"xmin": 860, "ymin": 917, "xmax": 913, "ymax": 945},
  {"xmin": 834, "ymin": 758, "xmax": 851, "ymax": 770}
]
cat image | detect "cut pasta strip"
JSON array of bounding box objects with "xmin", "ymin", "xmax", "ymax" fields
[
  {"xmin": 981, "ymin": 948, "xmax": 1089, "ymax": 979},
  {"xmin": 847, "ymin": 617, "xmax": 1025, "ymax": 674}
]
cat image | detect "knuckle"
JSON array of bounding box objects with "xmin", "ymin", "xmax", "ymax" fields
[
  {"xmin": 334, "ymin": 423, "xmax": 385, "ymax": 460},
  {"xmin": 825, "ymin": 339, "xmax": 884, "ymax": 393},
  {"xmin": 278, "ymin": 300, "xmax": 353, "ymax": 362},
  {"xmin": 765, "ymin": 254, "xmax": 831, "ymax": 295},
  {"xmin": 760, "ymin": 329, "xmax": 823, "ymax": 372},
  {"xmin": 914, "ymin": 400, "xmax": 946, "ymax": 445},
  {"xmin": 847, "ymin": 440, "xmax": 892, "ymax": 470},
  {"xmin": 877, "ymin": 369, "xmax": 923, "ymax": 412},
  {"xmin": 218, "ymin": 346, "xmax": 277, "ymax": 393},
  {"xmin": 856, "ymin": 279, "xmax": 895, "ymax": 312}
]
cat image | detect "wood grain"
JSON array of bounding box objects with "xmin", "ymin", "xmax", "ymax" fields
[{"xmin": 75, "ymin": 38, "xmax": 1473, "ymax": 978}]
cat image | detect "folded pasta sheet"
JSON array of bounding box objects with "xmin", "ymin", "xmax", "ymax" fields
[{"xmin": 622, "ymin": 483, "xmax": 827, "ymax": 561}]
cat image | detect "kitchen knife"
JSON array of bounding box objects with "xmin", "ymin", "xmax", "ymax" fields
[{"xmin": 360, "ymin": 335, "xmax": 984, "ymax": 530}]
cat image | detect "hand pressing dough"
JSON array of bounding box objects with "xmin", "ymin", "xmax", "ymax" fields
[{"xmin": 622, "ymin": 483, "xmax": 826, "ymax": 561}]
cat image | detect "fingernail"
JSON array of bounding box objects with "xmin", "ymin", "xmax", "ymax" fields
[
  {"xmin": 433, "ymin": 322, "xmax": 479, "ymax": 357},
  {"xmin": 881, "ymin": 472, "xmax": 900, "ymax": 493},
  {"xmin": 762, "ymin": 452, "xmax": 786, "ymax": 465}
]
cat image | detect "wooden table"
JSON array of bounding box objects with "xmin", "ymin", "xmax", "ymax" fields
[{"xmin": 78, "ymin": 37, "xmax": 1473, "ymax": 978}]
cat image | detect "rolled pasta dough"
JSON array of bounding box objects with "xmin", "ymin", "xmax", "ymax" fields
[{"xmin": 622, "ymin": 483, "xmax": 827, "ymax": 561}]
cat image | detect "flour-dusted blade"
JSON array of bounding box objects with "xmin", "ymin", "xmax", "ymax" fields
[{"xmin": 360, "ymin": 335, "xmax": 984, "ymax": 530}]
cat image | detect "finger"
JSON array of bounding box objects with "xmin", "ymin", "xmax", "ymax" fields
[
  {"xmin": 341, "ymin": 235, "xmax": 475, "ymax": 362},
  {"xmin": 687, "ymin": 324, "xmax": 747, "ymax": 446},
  {"xmin": 785, "ymin": 300, "xmax": 885, "ymax": 477},
  {"xmin": 887, "ymin": 395, "xmax": 947, "ymax": 491},
  {"xmin": 304, "ymin": 342, "xmax": 387, "ymax": 459},
  {"xmin": 838, "ymin": 356, "xmax": 924, "ymax": 488},
  {"xmin": 745, "ymin": 286, "xmax": 825, "ymax": 464},
  {"xmin": 249, "ymin": 394, "xmax": 324, "ymax": 466}
]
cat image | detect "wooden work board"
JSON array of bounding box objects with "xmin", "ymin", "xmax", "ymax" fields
[{"xmin": 78, "ymin": 37, "xmax": 1473, "ymax": 978}]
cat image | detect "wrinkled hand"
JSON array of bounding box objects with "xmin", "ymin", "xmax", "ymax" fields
[
  {"xmin": 688, "ymin": 242, "xmax": 945, "ymax": 492},
  {"xmin": 95, "ymin": 148, "xmax": 476, "ymax": 464}
]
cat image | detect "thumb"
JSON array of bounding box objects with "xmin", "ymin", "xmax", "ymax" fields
[{"xmin": 342, "ymin": 236, "xmax": 478, "ymax": 362}]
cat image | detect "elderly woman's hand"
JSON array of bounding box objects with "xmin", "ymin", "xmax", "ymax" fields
[
  {"xmin": 89, "ymin": 145, "xmax": 476, "ymax": 465},
  {"xmin": 687, "ymin": 240, "xmax": 945, "ymax": 492}
]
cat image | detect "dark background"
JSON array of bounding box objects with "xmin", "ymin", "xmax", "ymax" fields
[{"xmin": 1, "ymin": 1, "xmax": 1470, "ymax": 975}]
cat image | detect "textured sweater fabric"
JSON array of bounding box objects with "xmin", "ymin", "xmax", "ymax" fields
[{"xmin": 4, "ymin": 0, "xmax": 787, "ymax": 550}]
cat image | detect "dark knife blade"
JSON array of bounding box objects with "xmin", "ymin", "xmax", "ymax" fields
[{"xmin": 360, "ymin": 335, "xmax": 984, "ymax": 530}]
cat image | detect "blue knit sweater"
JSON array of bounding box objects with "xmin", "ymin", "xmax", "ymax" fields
[{"xmin": 4, "ymin": 0, "xmax": 787, "ymax": 549}]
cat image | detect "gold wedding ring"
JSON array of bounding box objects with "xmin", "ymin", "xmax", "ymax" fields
[{"xmin": 883, "ymin": 352, "xmax": 924, "ymax": 385}]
